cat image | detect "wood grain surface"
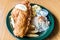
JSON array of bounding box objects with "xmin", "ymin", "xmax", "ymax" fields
[{"xmin": 0, "ymin": 0, "xmax": 60, "ymax": 40}]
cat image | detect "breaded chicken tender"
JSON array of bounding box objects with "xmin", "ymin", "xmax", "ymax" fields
[{"xmin": 11, "ymin": 0, "xmax": 32, "ymax": 38}]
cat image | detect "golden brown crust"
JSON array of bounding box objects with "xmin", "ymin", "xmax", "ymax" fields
[{"xmin": 11, "ymin": 1, "xmax": 32, "ymax": 38}]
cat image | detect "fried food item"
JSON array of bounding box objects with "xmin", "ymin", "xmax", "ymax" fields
[
  {"xmin": 26, "ymin": 34, "xmax": 39, "ymax": 37},
  {"xmin": 11, "ymin": 0, "xmax": 32, "ymax": 38},
  {"xmin": 27, "ymin": 25, "xmax": 38, "ymax": 34},
  {"xmin": 29, "ymin": 29, "xmax": 38, "ymax": 34}
]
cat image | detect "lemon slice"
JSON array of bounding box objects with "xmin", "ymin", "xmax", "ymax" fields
[{"xmin": 10, "ymin": 16, "xmax": 15, "ymax": 28}]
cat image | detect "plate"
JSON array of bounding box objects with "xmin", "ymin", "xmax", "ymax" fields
[{"xmin": 6, "ymin": 3, "xmax": 54, "ymax": 40}]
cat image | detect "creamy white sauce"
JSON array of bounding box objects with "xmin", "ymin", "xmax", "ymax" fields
[
  {"xmin": 40, "ymin": 9, "xmax": 48, "ymax": 17},
  {"xmin": 32, "ymin": 16, "xmax": 50, "ymax": 32},
  {"xmin": 15, "ymin": 4, "xmax": 27, "ymax": 11},
  {"xmin": 32, "ymin": 5, "xmax": 50, "ymax": 32}
]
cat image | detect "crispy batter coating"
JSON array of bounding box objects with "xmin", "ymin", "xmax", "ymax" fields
[{"xmin": 11, "ymin": 1, "xmax": 32, "ymax": 38}]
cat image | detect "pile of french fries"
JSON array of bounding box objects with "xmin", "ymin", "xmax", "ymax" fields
[{"xmin": 26, "ymin": 25, "xmax": 39, "ymax": 37}]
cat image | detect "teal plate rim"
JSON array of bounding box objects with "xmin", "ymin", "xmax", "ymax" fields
[{"xmin": 6, "ymin": 3, "xmax": 54, "ymax": 40}]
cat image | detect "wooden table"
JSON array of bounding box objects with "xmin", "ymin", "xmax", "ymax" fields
[{"xmin": 0, "ymin": 0, "xmax": 60, "ymax": 40}]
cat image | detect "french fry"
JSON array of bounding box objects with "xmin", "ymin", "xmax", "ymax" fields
[
  {"xmin": 31, "ymin": 25, "xmax": 35, "ymax": 28},
  {"xmin": 29, "ymin": 29, "xmax": 38, "ymax": 33},
  {"xmin": 26, "ymin": 34, "xmax": 39, "ymax": 37},
  {"xmin": 28, "ymin": 25, "xmax": 35, "ymax": 30}
]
